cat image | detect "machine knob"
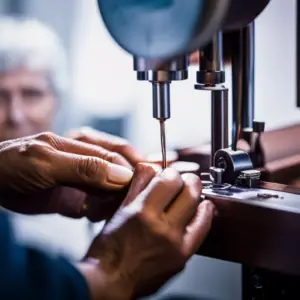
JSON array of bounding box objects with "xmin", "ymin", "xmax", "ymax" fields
[{"xmin": 253, "ymin": 121, "xmax": 265, "ymax": 134}]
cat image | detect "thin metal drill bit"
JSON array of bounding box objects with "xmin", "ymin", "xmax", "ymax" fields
[{"xmin": 160, "ymin": 120, "xmax": 167, "ymax": 169}]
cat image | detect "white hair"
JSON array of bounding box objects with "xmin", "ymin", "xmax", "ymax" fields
[{"xmin": 0, "ymin": 16, "xmax": 68, "ymax": 99}]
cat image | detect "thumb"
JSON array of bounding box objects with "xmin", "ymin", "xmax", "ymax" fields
[{"xmin": 52, "ymin": 151, "xmax": 133, "ymax": 190}]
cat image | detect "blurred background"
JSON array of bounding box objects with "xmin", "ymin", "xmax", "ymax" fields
[{"xmin": 0, "ymin": 0, "xmax": 297, "ymax": 299}]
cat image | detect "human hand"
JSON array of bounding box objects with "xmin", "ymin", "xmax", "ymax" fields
[
  {"xmin": 79, "ymin": 163, "xmax": 215, "ymax": 300},
  {"xmin": 67, "ymin": 126, "xmax": 144, "ymax": 168},
  {"xmin": 0, "ymin": 132, "xmax": 134, "ymax": 221}
]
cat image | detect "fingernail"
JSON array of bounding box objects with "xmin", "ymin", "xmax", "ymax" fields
[{"xmin": 107, "ymin": 163, "xmax": 133, "ymax": 185}]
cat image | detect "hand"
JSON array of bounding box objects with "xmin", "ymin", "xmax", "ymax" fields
[
  {"xmin": 0, "ymin": 132, "xmax": 134, "ymax": 221},
  {"xmin": 67, "ymin": 126, "xmax": 144, "ymax": 168},
  {"xmin": 79, "ymin": 163, "xmax": 215, "ymax": 300}
]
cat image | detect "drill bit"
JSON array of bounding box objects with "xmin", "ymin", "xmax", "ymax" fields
[{"xmin": 160, "ymin": 119, "xmax": 167, "ymax": 169}]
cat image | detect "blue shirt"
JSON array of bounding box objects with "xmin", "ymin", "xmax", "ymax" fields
[{"xmin": 0, "ymin": 211, "xmax": 90, "ymax": 300}]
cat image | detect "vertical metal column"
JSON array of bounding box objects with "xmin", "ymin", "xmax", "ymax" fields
[
  {"xmin": 211, "ymin": 90, "xmax": 228, "ymax": 162},
  {"xmin": 211, "ymin": 32, "xmax": 228, "ymax": 165},
  {"xmin": 231, "ymin": 30, "xmax": 243, "ymax": 150},
  {"xmin": 195, "ymin": 32, "xmax": 228, "ymax": 166},
  {"xmin": 242, "ymin": 22, "xmax": 255, "ymax": 129}
]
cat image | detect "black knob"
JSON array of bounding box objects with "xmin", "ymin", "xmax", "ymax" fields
[{"xmin": 253, "ymin": 121, "xmax": 265, "ymax": 134}]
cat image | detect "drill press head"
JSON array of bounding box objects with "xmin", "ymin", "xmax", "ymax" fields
[
  {"xmin": 97, "ymin": 0, "xmax": 270, "ymax": 121},
  {"xmin": 97, "ymin": 0, "xmax": 270, "ymax": 60}
]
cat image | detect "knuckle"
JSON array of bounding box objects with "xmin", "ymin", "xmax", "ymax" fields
[
  {"xmin": 156, "ymin": 168, "xmax": 183, "ymax": 188},
  {"xmin": 18, "ymin": 140, "xmax": 48, "ymax": 156},
  {"xmin": 103, "ymin": 151, "xmax": 120, "ymax": 164},
  {"xmin": 36, "ymin": 132, "xmax": 56, "ymax": 142},
  {"xmin": 76, "ymin": 156, "xmax": 102, "ymax": 180},
  {"xmin": 36, "ymin": 132, "xmax": 63, "ymax": 150}
]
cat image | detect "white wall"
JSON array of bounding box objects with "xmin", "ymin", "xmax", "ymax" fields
[{"xmin": 255, "ymin": 0, "xmax": 298, "ymax": 128}]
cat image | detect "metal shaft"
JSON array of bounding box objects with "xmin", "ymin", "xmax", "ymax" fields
[
  {"xmin": 160, "ymin": 120, "xmax": 167, "ymax": 169},
  {"xmin": 210, "ymin": 32, "xmax": 228, "ymax": 165},
  {"xmin": 231, "ymin": 30, "xmax": 243, "ymax": 151},
  {"xmin": 211, "ymin": 90, "xmax": 229, "ymax": 165},
  {"xmin": 152, "ymin": 82, "xmax": 171, "ymax": 120},
  {"xmin": 152, "ymin": 82, "xmax": 170, "ymax": 169},
  {"xmin": 242, "ymin": 22, "xmax": 255, "ymax": 129},
  {"xmin": 212, "ymin": 31, "xmax": 224, "ymax": 70}
]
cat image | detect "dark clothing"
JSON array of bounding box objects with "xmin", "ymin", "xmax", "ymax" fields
[{"xmin": 0, "ymin": 211, "xmax": 90, "ymax": 300}]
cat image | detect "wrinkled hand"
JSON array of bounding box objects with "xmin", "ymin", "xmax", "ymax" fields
[
  {"xmin": 0, "ymin": 132, "xmax": 136, "ymax": 221},
  {"xmin": 67, "ymin": 127, "xmax": 144, "ymax": 168},
  {"xmin": 80, "ymin": 163, "xmax": 215, "ymax": 300}
]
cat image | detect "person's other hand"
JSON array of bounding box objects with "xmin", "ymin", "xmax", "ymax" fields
[
  {"xmin": 79, "ymin": 163, "xmax": 215, "ymax": 300},
  {"xmin": 0, "ymin": 132, "xmax": 134, "ymax": 221},
  {"xmin": 67, "ymin": 127, "xmax": 144, "ymax": 168}
]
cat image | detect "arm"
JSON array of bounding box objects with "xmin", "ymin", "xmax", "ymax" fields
[{"xmin": 0, "ymin": 211, "xmax": 90, "ymax": 300}]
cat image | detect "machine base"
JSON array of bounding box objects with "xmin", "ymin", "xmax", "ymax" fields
[{"xmin": 198, "ymin": 182, "xmax": 300, "ymax": 276}]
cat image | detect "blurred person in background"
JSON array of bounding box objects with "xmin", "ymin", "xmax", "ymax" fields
[
  {"xmin": 0, "ymin": 16, "xmax": 90, "ymax": 259},
  {"xmin": 0, "ymin": 16, "xmax": 68, "ymax": 141}
]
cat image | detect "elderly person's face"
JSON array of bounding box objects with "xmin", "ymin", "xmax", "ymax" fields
[{"xmin": 0, "ymin": 67, "xmax": 55, "ymax": 141}]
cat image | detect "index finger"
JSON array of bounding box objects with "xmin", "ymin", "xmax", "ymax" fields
[
  {"xmin": 67, "ymin": 127, "xmax": 144, "ymax": 166},
  {"xmin": 36, "ymin": 132, "xmax": 131, "ymax": 168}
]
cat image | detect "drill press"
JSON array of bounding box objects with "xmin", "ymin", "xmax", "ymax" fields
[
  {"xmin": 97, "ymin": 1, "xmax": 300, "ymax": 299},
  {"xmin": 98, "ymin": 0, "xmax": 269, "ymax": 169}
]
